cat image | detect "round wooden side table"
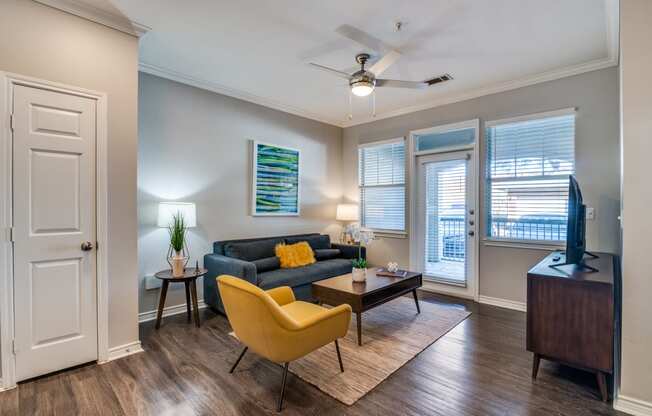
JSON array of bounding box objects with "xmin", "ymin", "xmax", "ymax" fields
[{"xmin": 154, "ymin": 268, "xmax": 208, "ymax": 329}]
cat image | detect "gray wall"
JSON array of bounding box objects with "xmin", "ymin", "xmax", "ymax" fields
[
  {"xmin": 618, "ymin": 0, "xmax": 652, "ymax": 407},
  {"xmin": 343, "ymin": 67, "xmax": 620, "ymax": 304},
  {"xmin": 0, "ymin": 0, "xmax": 140, "ymax": 365},
  {"xmin": 138, "ymin": 73, "xmax": 343, "ymax": 313}
]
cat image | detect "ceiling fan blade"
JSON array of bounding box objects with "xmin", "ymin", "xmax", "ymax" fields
[
  {"xmin": 369, "ymin": 50, "xmax": 401, "ymax": 76},
  {"xmin": 335, "ymin": 24, "xmax": 387, "ymax": 53},
  {"xmin": 376, "ymin": 79, "xmax": 428, "ymax": 89},
  {"xmin": 307, "ymin": 63, "xmax": 351, "ymax": 79},
  {"xmin": 377, "ymin": 74, "xmax": 453, "ymax": 89}
]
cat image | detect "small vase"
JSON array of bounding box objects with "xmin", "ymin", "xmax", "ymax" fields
[
  {"xmin": 171, "ymin": 251, "xmax": 187, "ymax": 277},
  {"xmin": 352, "ymin": 267, "xmax": 367, "ymax": 282}
]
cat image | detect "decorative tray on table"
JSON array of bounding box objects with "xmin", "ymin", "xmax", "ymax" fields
[{"xmin": 375, "ymin": 268, "xmax": 408, "ymax": 278}]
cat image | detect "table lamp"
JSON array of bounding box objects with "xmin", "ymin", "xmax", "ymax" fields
[{"xmin": 336, "ymin": 203, "xmax": 359, "ymax": 244}]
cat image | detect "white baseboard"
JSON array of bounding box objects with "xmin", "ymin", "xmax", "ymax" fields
[
  {"xmin": 478, "ymin": 295, "xmax": 527, "ymax": 312},
  {"xmin": 614, "ymin": 394, "xmax": 652, "ymax": 416},
  {"xmin": 105, "ymin": 341, "xmax": 144, "ymax": 362},
  {"xmin": 0, "ymin": 379, "xmax": 16, "ymax": 392},
  {"xmin": 138, "ymin": 299, "xmax": 207, "ymax": 323}
]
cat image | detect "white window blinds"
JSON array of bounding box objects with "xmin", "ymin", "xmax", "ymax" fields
[
  {"xmin": 359, "ymin": 140, "xmax": 406, "ymax": 232},
  {"xmin": 485, "ymin": 112, "xmax": 575, "ymax": 242}
]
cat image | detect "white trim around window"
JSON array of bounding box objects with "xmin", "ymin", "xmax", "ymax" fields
[
  {"xmin": 485, "ymin": 107, "xmax": 576, "ymax": 127},
  {"xmin": 358, "ymin": 138, "xmax": 407, "ymax": 234},
  {"xmin": 484, "ymin": 107, "xmax": 577, "ymax": 246}
]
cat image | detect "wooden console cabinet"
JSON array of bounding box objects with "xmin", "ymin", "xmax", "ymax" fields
[{"xmin": 526, "ymin": 251, "xmax": 621, "ymax": 402}]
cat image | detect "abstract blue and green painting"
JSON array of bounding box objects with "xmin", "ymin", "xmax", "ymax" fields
[{"xmin": 253, "ymin": 142, "xmax": 300, "ymax": 215}]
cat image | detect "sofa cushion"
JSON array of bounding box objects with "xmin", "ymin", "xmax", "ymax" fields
[
  {"xmin": 314, "ymin": 248, "xmax": 341, "ymax": 261},
  {"xmin": 252, "ymin": 256, "xmax": 280, "ymax": 273},
  {"xmin": 258, "ymin": 258, "xmax": 353, "ymax": 289},
  {"xmin": 223, "ymin": 238, "xmax": 283, "ymax": 261},
  {"xmin": 285, "ymin": 234, "xmax": 331, "ymax": 250}
]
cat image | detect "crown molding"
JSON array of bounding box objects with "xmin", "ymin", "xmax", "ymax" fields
[
  {"xmin": 141, "ymin": 55, "xmax": 617, "ymax": 130},
  {"xmin": 33, "ymin": 0, "xmax": 150, "ymax": 37},
  {"xmin": 604, "ymin": 0, "xmax": 620, "ymax": 64},
  {"xmin": 139, "ymin": 62, "xmax": 344, "ymax": 127},
  {"xmin": 341, "ymin": 56, "xmax": 618, "ymax": 127}
]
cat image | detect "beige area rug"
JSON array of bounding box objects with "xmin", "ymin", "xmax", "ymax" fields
[{"xmin": 288, "ymin": 297, "xmax": 471, "ymax": 405}]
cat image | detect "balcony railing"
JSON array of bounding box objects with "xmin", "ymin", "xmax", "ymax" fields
[{"xmin": 490, "ymin": 216, "xmax": 566, "ymax": 242}]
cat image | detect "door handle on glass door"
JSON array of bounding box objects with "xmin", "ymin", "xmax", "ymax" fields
[{"xmin": 468, "ymin": 231, "xmax": 475, "ymax": 237}]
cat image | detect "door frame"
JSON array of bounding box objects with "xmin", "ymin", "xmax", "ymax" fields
[
  {"xmin": 0, "ymin": 72, "xmax": 110, "ymax": 389},
  {"xmin": 408, "ymin": 119, "xmax": 480, "ymax": 301}
]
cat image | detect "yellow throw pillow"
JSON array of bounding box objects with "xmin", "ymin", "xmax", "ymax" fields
[{"xmin": 275, "ymin": 242, "xmax": 316, "ymax": 268}]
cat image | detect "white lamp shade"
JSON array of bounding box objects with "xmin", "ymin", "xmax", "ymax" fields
[
  {"xmin": 336, "ymin": 204, "xmax": 359, "ymax": 221},
  {"xmin": 157, "ymin": 202, "xmax": 196, "ymax": 228}
]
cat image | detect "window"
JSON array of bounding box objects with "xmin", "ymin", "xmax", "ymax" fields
[
  {"xmin": 485, "ymin": 110, "xmax": 575, "ymax": 243},
  {"xmin": 359, "ymin": 139, "xmax": 406, "ymax": 232}
]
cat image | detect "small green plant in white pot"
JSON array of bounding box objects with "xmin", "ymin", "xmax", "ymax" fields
[
  {"xmin": 168, "ymin": 213, "xmax": 188, "ymax": 277},
  {"xmin": 351, "ymin": 230, "xmax": 374, "ymax": 282}
]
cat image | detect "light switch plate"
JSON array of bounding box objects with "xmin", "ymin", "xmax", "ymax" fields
[
  {"xmin": 144, "ymin": 274, "xmax": 162, "ymax": 290},
  {"xmin": 586, "ymin": 207, "xmax": 595, "ymax": 220}
]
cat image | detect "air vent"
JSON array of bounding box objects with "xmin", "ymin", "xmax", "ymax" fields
[{"xmin": 426, "ymin": 74, "xmax": 453, "ymax": 86}]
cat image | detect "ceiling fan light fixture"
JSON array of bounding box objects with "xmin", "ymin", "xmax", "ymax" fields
[{"xmin": 351, "ymin": 81, "xmax": 374, "ymax": 97}]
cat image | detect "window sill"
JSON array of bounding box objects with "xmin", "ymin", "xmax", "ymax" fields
[
  {"xmin": 367, "ymin": 230, "xmax": 408, "ymax": 239},
  {"xmin": 482, "ymin": 239, "xmax": 563, "ymax": 251}
]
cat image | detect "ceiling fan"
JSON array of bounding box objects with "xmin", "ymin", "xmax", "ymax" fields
[{"xmin": 308, "ymin": 24, "xmax": 453, "ymax": 97}]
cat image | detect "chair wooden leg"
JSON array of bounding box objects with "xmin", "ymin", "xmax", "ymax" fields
[
  {"xmin": 229, "ymin": 347, "xmax": 248, "ymax": 373},
  {"xmin": 335, "ymin": 340, "xmax": 344, "ymax": 372},
  {"xmin": 278, "ymin": 362, "xmax": 289, "ymax": 412}
]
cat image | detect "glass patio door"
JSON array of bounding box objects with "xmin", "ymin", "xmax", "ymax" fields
[{"xmin": 416, "ymin": 151, "xmax": 475, "ymax": 289}]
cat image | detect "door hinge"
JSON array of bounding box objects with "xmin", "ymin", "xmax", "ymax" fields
[
  {"xmin": 7, "ymin": 227, "xmax": 14, "ymax": 243},
  {"xmin": 12, "ymin": 340, "xmax": 16, "ymax": 355},
  {"xmin": 9, "ymin": 114, "xmax": 14, "ymax": 132}
]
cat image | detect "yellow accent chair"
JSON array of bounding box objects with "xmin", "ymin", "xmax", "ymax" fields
[{"xmin": 217, "ymin": 275, "xmax": 352, "ymax": 411}]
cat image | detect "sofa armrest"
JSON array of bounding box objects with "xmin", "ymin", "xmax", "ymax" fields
[
  {"xmin": 332, "ymin": 243, "xmax": 365, "ymax": 260},
  {"xmin": 203, "ymin": 254, "xmax": 257, "ymax": 312}
]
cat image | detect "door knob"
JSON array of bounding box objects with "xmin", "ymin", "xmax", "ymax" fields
[
  {"xmin": 81, "ymin": 241, "xmax": 94, "ymax": 251},
  {"xmin": 468, "ymin": 231, "xmax": 475, "ymax": 237},
  {"xmin": 469, "ymin": 220, "xmax": 475, "ymax": 226}
]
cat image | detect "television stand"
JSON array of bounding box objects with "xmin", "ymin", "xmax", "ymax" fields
[{"xmin": 527, "ymin": 251, "xmax": 620, "ymax": 402}]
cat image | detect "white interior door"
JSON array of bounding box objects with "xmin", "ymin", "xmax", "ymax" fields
[
  {"xmin": 12, "ymin": 84, "xmax": 98, "ymax": 381},
  {"xmin": 416, "ymin": 150, "xmax": 476, "ymax": 298}
]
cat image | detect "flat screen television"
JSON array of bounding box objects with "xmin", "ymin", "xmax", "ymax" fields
[{"xmin": 551, "ymin": 175, "xmax": 598, "ymax": 272}]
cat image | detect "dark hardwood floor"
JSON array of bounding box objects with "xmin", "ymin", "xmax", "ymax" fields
[{"xmin": 0, "ymin": 291, "xmax": 625, "ymax": 415}]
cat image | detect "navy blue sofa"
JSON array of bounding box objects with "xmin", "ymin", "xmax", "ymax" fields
[{"xmin": 204, "ymin": 233, "xmax": 365, "ymax": 313}]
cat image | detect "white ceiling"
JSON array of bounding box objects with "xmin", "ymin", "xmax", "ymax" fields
[{"xmin": 105, "ymin": 0, "xmax": 617, "ymax": 126}]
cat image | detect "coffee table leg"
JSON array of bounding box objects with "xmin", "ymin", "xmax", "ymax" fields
[
  {"xmin": 190, "ymin": 279, "xmax": 200, "ymax": 328},
  {"xmin": 356, "ymin": 312, "xmax": 362, "ymax": 346},
  {"xmin": 412, "ymin": 289, "xmax": 421, "ymax": 314},
  {"xmin": 184, "ymin": 281, "xmax": 192, "ymax": 322},
  {"xmin": 155, "ymin": 280, "xmax": 169, "ymax": 330}
]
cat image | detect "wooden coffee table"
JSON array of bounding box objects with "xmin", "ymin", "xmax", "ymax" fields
[{"xmin": 311, "ymin": 269, "xmax": 422, "ymax": 346}]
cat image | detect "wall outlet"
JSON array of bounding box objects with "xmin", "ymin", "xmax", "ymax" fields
[
  {"xmin": 144, "ymin": 274, "xmax": 162, "ymax": 290},
  {"xmin": 586, "ymin": 207, "xmax": 595, "ymax": 220}
]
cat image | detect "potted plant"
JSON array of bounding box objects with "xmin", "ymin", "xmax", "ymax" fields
[
  {"xmin": 352, "ymin": 257, "xmax": 368, "ymax": 282},
  {"xmin": 168, "ymin": 212, "xmax": 188, "ymax": 277},
  {"xmin": 351, "ymin": 230, "xmax": 374, "ymax": 282}
]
